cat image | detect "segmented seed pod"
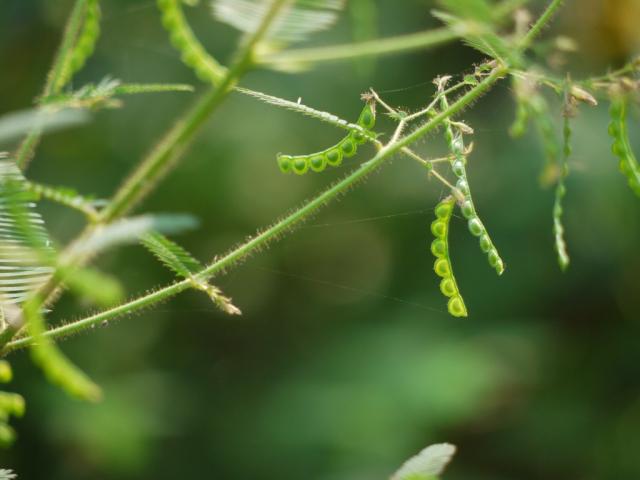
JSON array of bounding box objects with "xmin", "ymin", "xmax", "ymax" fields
[
  {"xmin": 608, "ymin": 96, "xmax": 640, "ymax": 197},
  {"xmin": 439, "ymin": 96, "xmax": 505, "ymax": 276},
  {"xmin": 430, "ymin": 196, "xmax": 468, "ymax": 318},
  {"xmin": 276, "ymin": 101, "xmax": 376, "ymax": 175},
  {"xmin": 157, "ymin": 0, "xmax": 226, "ymax": 85},
  {"xmin": 553, "ymin": 114, "xmax": 571, "ymax": 270},
  {"xmin": 69, "ymin": 0, "xmax": 101, "ymax": 77}
]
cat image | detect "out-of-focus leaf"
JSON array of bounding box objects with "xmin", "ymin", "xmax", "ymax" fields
[
  {"xmin": 0, "ymin": 108, "xmax": 89, "ymax": 146},
  {"xmin": 211, "ymin": 0, "xmax": 346, "ymax": 44},
  {"xmin": 391, "ymin": 443, "xmax": 456, "ymax": 480}
]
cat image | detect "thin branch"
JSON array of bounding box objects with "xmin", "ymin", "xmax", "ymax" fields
[
  {"xmin": 518, "ymin": 0, "xmax": 565, "ymax": 51},
  {"xmin": 257, "ymin": 27, "xmax": 458, "ymax": 67}
]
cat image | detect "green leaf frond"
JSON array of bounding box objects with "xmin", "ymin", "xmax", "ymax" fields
[
  {"xmin": 141, "ymin": 232, "xmax": 241, "ymax": 315},
  {"xmin": 212, "ymin": 0, "xmax": 346, "ymax": 45},
  {"xmin": 0, "ymin": 156, "xmax": 55, "ymax": 308}
]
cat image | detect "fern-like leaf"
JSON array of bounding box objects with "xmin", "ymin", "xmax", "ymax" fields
[
  {"xmin": 140, "ymin": 232, "xmax": 241, "ymax": 315},
  {"xmin": 212, "ymin": 0, "xmax": 345, "ymax": 44},
  {"xmin": 0, "ymin": 156, "xmax": 55, "ymax": 308},
  {"xmin": 140, "ymin": 232, "xmax": 203, "ymax": 279}
]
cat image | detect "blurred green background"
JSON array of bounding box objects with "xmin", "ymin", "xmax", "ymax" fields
[{"xmin": 1, "ymin": 0, "xmax": 640, "ymax": 478}]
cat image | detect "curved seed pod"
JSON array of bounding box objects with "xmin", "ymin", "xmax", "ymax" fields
[
  {"xmin": 276, "ymin": 101, "xmax": 376, "ymax": 175},
  {"xmin": 553, "ymin": 115, "xmax": 571, "ymax": 270},
  {"xmin": 69, "ymin": 0, "xmax": 101, "ymax": 77},
  {"xmin": 430, "ymin": 196, "xmax": 468, "ymax": 318},
  {"xmin": 608, "ymin": 96, "xmax": 640, "ymax": 197},
  {"xmin": 157, "ymin": 0, "xmax": 226, "ymax": 86},
  {"xmin": 440, "ymin": 97, "xmax": 505, "ymax": 276}
]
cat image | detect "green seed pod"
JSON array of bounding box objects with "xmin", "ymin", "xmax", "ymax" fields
[
  {"xmin": 553, "ymin": 114, "xmax": 571, "ymax": 271},
  {"xmin": 277, "ymin": 154, "xmax": 293, "ymax": 174},
  {"xmin": 357, "ymin": 102, "xmax": 376, "ymax": 130},
  {"xmin": 479, "ymin": 234, "xmax": 491, "ymax": 253},
  {"xmin": 325, "ymin": 148, "xmax": 343, "ymax": 167},
  {"xmin": 456, "ymin": 178, "xmax": 470, "ymax": 195},
  {"xmin": 435, "ymin": 200, "xmax": 453, "ymax": 219},
  {"xmin": 430, "ymin": 239, "xmax": 447, "ymax": 258},
  {"xmin": 430, "ymin": 197, "xmax": 468, "ymax": 317},
  {"xmin": 0, "ymin": 362, "xmax": 11, "ymax": 384},
  {"xmin": 431, "ymin": 219, "xmax": 447, "ymax": 238},
  {"xmin": 440, "ymin": 278, "xmax": 457, "ymax": 297},
  {"xmin": 608, "ymin": 96, "xmax": 640, "ymax": 197},
  {"xmin": 434, "ymin": 258, "xmax": 450, "ymax": 277},
  {"xmin": 309, "ymin": 154, "xmax": 326, "ymax": 172},
  {"xmin": 340, "ymin": 137, "xmax": 357, "ymax": 157},
  {"xmin": 69, "ymin": 0, "xmax": 101, "ymax": 78},
  {"xmin": 439, "ymin": 94, "xmax": 505, "ymax": 277},
  {"xmin": 157, "ymin": 0, "xmax": 226, "ymax": 86},
  {"xmin": 452, "ymin": 160, "xmax": 465, "ymax": 177},
  {"xmin": 275, "ymin": 101, "xmax": 376, "ymax": 176},
  {"xmin": 292, "ymin": 157, "xmax": 309, "ymax": 175},
  {"xmin": 488, "ymin": 249, "xmax": 500, "ymax": 268},
  {"xmin": 448, "ymin": 296, "xmax": 467, "ymax": 318},
  {"xmin": 460, "ymin": 201, "xmax": 474, "ymax": 219},
  {"xmin": 0, "ymin": 393, "xmax": 25, "ymax": 418},
  {"xmin": 468, "ymin": 218, "xmax": 483, "ymax": 237},
  {"xmin": 0, "ymin": 423, "xmax": 15, "ymax": 448}
]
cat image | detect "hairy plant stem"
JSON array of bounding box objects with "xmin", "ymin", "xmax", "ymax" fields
[
  {"xmin": 518, "ymin": 0, "xmax": 564, "ymax": 51},
  {"xmin": 258, "ymin": 27, "xmax": 457, "ymax": 67},
  {"xmin": 3, "ymin": 66, "xmax": 507, "ymax": 354},
  {"xmin": 15, "ymin": 0, "xmax": 88, "ymax": 169}
]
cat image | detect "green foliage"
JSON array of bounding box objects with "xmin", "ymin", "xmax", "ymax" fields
[
  {"xmin": 609, "ymin": 94, "xmax": 640, "ymax": 197},
  {"xmin": 3, "ymin": 2, "xmax": 640, "ymax": 477},
  {"xmin": 431, "ymin": 197, "xmax": 467, "ymax": 318}
]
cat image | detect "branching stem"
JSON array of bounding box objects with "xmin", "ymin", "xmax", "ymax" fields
[{"xmin": 3, "ymin": 66, "xmax": 507, "ymax": 354}]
